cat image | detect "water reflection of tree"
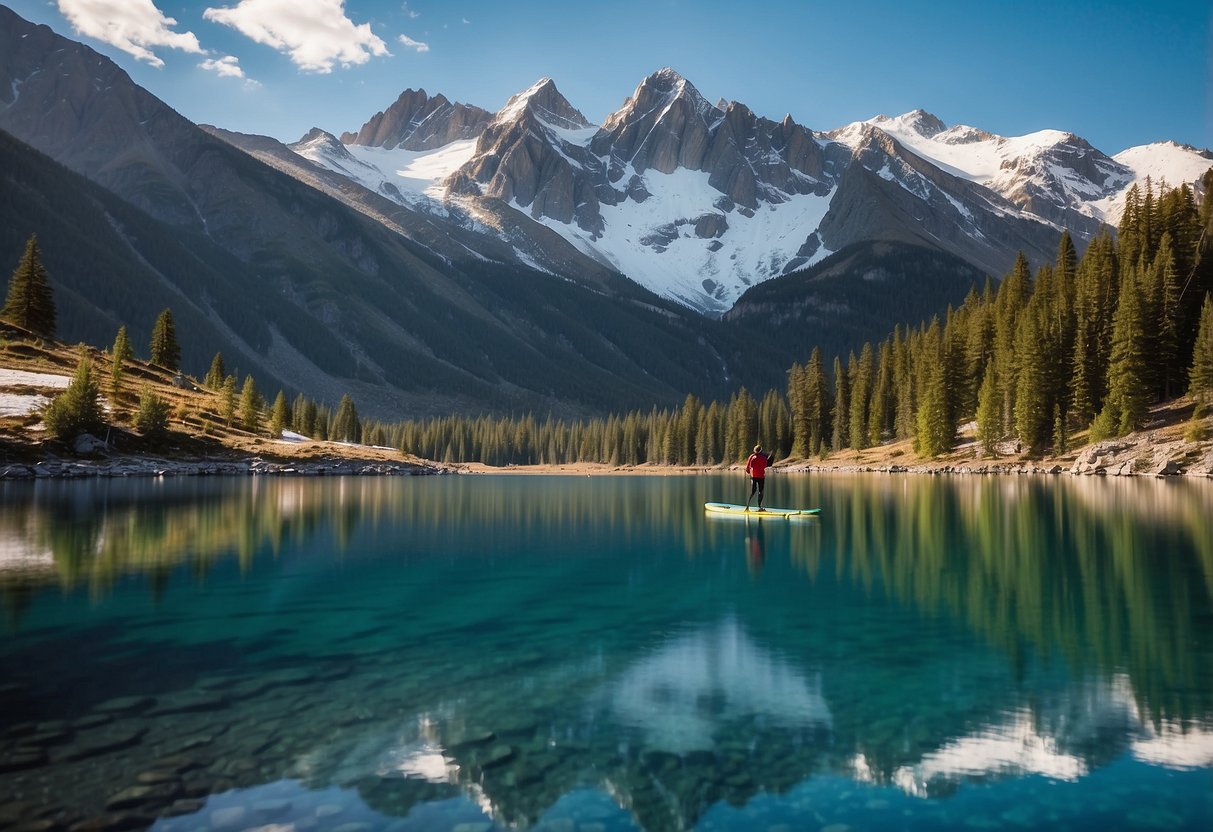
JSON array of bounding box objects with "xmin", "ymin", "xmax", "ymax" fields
[
  {"xmin": 0, "ymin": 480, "xmax": 375, "ymax": 622},
  {"xmin": 0, "ymin": 476, "xmax": 738, "ymax": 616},
  {"xmin": 816, "ymin": 476, "xmax": 1213, "ymax": 724}
]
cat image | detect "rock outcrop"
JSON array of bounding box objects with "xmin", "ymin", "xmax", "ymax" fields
[
  {"xmin": 450, "ymin": 69, "xmax": 833, "ymax": 242},
  {"xmin": 451, "ymin": 78, "xmax": 606, "ymax": 232},
  {"xmin": 340, "ymin": 88, "xmax": 491, "ymax": 150}
]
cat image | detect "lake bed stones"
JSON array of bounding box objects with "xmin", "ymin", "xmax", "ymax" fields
[{"xmin": 93, "ymin": 697, "xmax": 155, "ymax": 716}]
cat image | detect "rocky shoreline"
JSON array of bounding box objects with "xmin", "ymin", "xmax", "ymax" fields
[
  {"xmin": 781, "ymin": 435, "xmax": 1213, "ymax": 478},
  {"xmin": 0, "ymin": 455, "xmax": 445, "ymax": 481},
  {"xmin": 3, "ymin": 433, "xmax": 1211, "ymax": 481}
]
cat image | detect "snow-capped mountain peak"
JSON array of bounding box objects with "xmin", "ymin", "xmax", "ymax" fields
[
  {"xmin": 289, "ymin": 127, "xmax": 388, "ymax": 184},
  {"xmin": 869, "ymin": 109, "xmax": 948, "ymax": 139},
  {"xmin": 293, "ymin": 69, "xmax": 1209, "ymax": 317},
  {"xmin": 493, "ymin": 77, "xmax": 592, "ymax": 132},
  {"xmin": 601, "ymin": 67, "xmax": 719, "ymax": 137},
  {"xmin": 340, "ymin": 87, "xmax": 491, "ymax": 152}
]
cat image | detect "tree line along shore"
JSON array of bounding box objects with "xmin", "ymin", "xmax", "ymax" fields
[{"xmin": 2, "ymin": 176, "xmax": 1212, "ymax": 475}]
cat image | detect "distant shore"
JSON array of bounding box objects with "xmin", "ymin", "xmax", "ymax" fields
[
  {"xmin": 4, "ymin": 426, "xmax": 1212, "ymax": 481},
  {"xmin": 3, "ymin": 339, "xmax": 1210, "ymax": 481}
]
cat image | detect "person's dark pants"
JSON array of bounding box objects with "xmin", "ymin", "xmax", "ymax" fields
[{"xmin": 750, "ymin": 477, "xmax": 765, "ymax": 500}]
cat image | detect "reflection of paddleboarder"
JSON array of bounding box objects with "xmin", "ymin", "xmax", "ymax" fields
[
  {"xmin": 744, "ymin": 518, "xmax": 765, "ymax": 574},
  {"xmin": 744, "ymin": 444, "xmax": 770, "ymax": 512}
]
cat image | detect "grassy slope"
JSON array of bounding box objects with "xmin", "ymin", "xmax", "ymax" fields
[{"xmin": 0, "ymin": 329, "xmax": 429, "ymax": 468}]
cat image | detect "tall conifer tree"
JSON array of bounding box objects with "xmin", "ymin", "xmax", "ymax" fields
[
  {"xmin": 150, "ymin": 309, "xmax": 180, "ymax": 371},
  {"xmin": 1189, "ymin": 294, "xmax": 1213, "ymax": 402},
  {"xmin": 1093, "ymin": 271, "xmax": 1150, "ymax": 438},
  {"xmin": 2, "ymin": 235, "xmax": 56, "ymax": 338},
  {"xmin": 110, "ymin": 325, "xmax": 132, "ymax": 399},
  {"xmin": 239, "ymin": 376, "xmax": 261, "ymax": 433},
  {"xmin": 831, "ymin": 357, "xmax": 848, "ymax": 453},
  {"xmin": 205, "ymin": 353, "xmax": 226, "ymax": 390}
]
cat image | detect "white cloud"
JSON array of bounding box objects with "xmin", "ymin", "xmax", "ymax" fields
[
  {"xmin": 199, "ymin": 55, "xmax": 244, "ymax": 78},
  {"xmin": 57, "ymin": 0, "xmax": 204, "ymax": 68},
  {"xmin": 461, "ymin": 17, "xmax": 470, "ymax": 24},
  {"xmin": 203, "ymin": 0, "xmax": 390, "ymax": 74},
  {"xmin": 397, "ymin": 34, "xmax": 429, "ymax": 53}
]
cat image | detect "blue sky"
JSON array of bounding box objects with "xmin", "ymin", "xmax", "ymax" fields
[{"xmin": 6, "ymin": 1, "xmax": 1210, "ymax": 152}]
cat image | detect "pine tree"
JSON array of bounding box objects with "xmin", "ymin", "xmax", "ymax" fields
[
  {"xmin": 787, "ymin": 363, "xmax": 808, "ymax": 457},
  {"xmin": 221, "ymin": 376, "xmax": 237, "ymax": 427},
  {"xmin": 2, "ymin": 235, "xmax": 56, "ymax": 338},
  {"xmin": 269, "ymin": 391, "xmax": 289, "ymax": 438},
  {"xmin": 976, "ymin": 362, "xmax": 1000, "ymax": 457},
  {"xmin": 43, "ymin": 351, "xmax": 104, "ymax": 441},
  {"xmin": 204, "ymin": 353, "xmax": 226, "ymax": 390},
  {"xmin": 1093, "ymin": 271, "xmax": 1150, "ymax": 438},
  {"xmin": 110, "ymin": 325, "xmax": 132, "ymax": 399},
  {"xmin": 868, "ymin": 339, "xmax": 893, "ymax": 446},
  {"xmin": 1152, "ymin": 234, "xmax": 1182, "ymax": 398},
  {"xmin": 1013, "ymin": 312, "xmax": 1050, "ymax": 451},
  {"xmin": 805, "ymin": 348, "xmax": 828, "ymax": 456},
  {"xmin": 332, "ymin": 394, "xmax": 361, "ymax": 443},
  {"xmin": 1189, "ymin": 294, "xmax": 1213, "ymax": 402},
  {"xmin": 849, "ymin": 347, "xmax": 872, "ymax": 451},
  {"xmin": 112, "ymin": 325, "xmax": 133, "ymax": 363},
  {"xmin": 831, "ymin": 356, "xmax": 848, "ymax": 453},
  {"xmin": 149, "ymin": 309, "xmax": 180, "ymax": 371},
  {"xmin": 1070, "ymin": 233, "xmax": 1117, "ymax": 425},
  {"xmin": 914, "ymin": 363, "xmax": 953, "ymax": 457},
  {"xmin": 994, "ymin": 253, "xmax": 1032, "ymax": 433},
  {"xmin": 239, "ymin": 376, "xmax": 262, "ymax": 434},
  {"xmin": 134, "ymin": 385, "xmax": 170, "ymax": 435},
  {"xmin": 892, "ymin": 326, "xmax": 914, "ymax": 439}
]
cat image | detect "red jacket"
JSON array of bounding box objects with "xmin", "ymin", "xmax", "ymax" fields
[{"xmin": 746, "ymin": 452, "xmax": 768, "ymax": 479}]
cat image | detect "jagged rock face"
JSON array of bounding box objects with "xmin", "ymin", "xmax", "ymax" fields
[
  {"xmin": 594, "ymin": 68, "xmax": 718, "ymax": 175},
  {"xmin": 453, "ymin": 68, "xmax": 834, "ymax": 241},
  {"xmin": 990, "ymin": 134, "xmax": 1128, "ymax": 236},
  {"xmin": 820, "ymin": 127, "xmax": 1062, "ymax": 279},
  {"xmin": 456, "ymin": 79, "xmax": 607, "ymax": 232},
  {"xmin": 589, "ymin": 69, "xmax": 829, "ymax": 208},
  {"xmin": 340, "ymin": 88, "xmax": 491, "ymax": 151}
]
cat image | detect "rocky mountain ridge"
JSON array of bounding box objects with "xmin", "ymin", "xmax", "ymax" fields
[
  {"xmin": 299, "ymin": 68, "xmax": 1210, "ymax": 315},
  {"xmin": 340, "ymin": 88, "xmax": 491, "ymax": 151}
]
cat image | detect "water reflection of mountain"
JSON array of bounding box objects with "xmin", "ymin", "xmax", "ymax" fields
[{"xmin": 603, "ymin": 617, "xmax": 831, "ymax": 753}]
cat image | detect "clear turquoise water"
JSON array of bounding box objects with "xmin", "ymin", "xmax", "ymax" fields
[{"xmin": 1, "ymin": 474, "xmax": 1212, "ymax": 832}]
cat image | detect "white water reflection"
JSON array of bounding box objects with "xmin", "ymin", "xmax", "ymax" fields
[
  {"xmin": 883, "ymin": 672, "xmax": 1213, "ymax": 795},
  {"xmin": 0, "ymin": 533, "xmax": 54, "ymax": 574},
  {"xmin": 890, "ymin": 710, "xmax": 1088, "ymax": 796},
  {"xmin": 603, "ymin": 616, "xmax": 831, "ymax": 752},
  {"xmin": 1133, "ymin": 723, "xmax": 1213, "ymax": 769}
]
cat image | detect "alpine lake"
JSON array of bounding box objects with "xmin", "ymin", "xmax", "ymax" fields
[{"xmin": 1, "ymin": 474, "xmax": 1212, "ymax": 832}]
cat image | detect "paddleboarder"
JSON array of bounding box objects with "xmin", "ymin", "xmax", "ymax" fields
[{"xmin": 744, "ymin": 444, "xmax": 770, "ymax": 511}]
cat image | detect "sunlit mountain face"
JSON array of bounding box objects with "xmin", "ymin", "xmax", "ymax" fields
[{"xmin": 2, "ymin": 475, "xmax": 1212, "ymax": 830}]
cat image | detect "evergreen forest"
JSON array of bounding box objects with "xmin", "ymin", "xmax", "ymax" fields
[{"xmin": 382, "ymin": 176, "xmax": 1213, "ymax": 466}]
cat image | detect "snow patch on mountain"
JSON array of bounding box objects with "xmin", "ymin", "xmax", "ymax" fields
[
  {"xmin": 300, "ymin": 137, "xmax": 477, "ymax": 206},
  {"xmin": 523, "ymin": 166, "xmax": 835, "ymax": 315},
  {"xmin": 1087, "ymin": 141, "xmax": 1213, "ymax": 221},
  {"xmin": 835, "ymin": 112, "xmax": 1211, "ymax": 227}
]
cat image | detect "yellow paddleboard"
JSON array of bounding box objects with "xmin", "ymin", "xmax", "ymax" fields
[{"xmin": 704, "ymin": 502, "xmax": 821, "ymax": 518}]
